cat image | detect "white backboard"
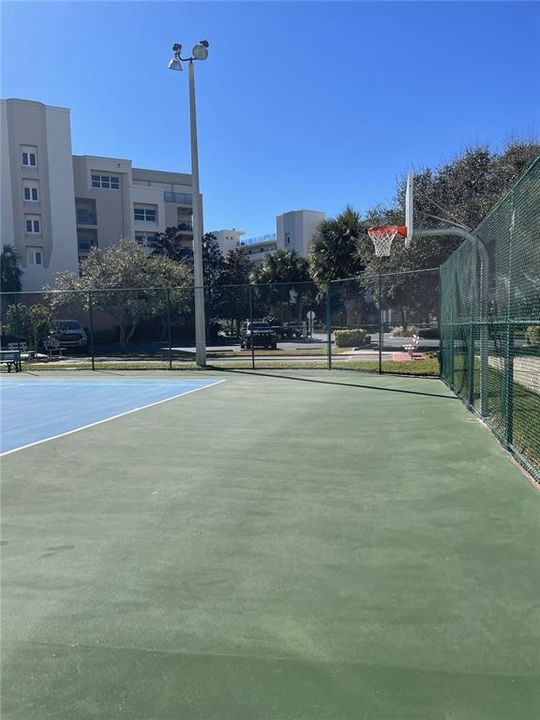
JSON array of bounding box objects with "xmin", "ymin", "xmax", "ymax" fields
[{"xmin": 405, "ymin": 172, "xmax": 414, "ymax": 248}]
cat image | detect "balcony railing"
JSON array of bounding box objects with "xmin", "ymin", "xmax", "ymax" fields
[
  {"xmin": 241, "ymin": 233, "xmax": 276, "ymax": 246},
  {"xmin": 178, "ymin": 222, "xmax": 193, "ymax": 232},
  {"xmin": 76, "ymin": 210, "xmax": 97, "ymax": 225},
  {"xmin": 164, "ymin": 191, "xmax": 192, "ymax": 204}
]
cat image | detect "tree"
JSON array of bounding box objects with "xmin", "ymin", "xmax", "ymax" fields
[
  {"xmin": 309, "ymin": 208, "xmax": 370, "ymax": 327},
  {"xmin": 52, "ymin": 239, "xmax": 193, "ymax": 350},
  {"xmin": 5, "ymin": 303, "xmax": 52, "ymax": 350},
  {"xmin": 219, "ymin": 247, "xmax": 254, "ymax": 336},
  {"xmin": 152, "ymin": 226, "xmax": 194, "ymax": 263},
  {"xmin": 309, "ymin": 207, "xmax": 365, "ymax": 286},
  {"xmin": 252, "ymin": 249, "xmax": 316, "ymax": 324},
  {"xmin": 1, "ymin": 245, "xmax": 23, "ymax": 293},
  {"xmin": 357, "ymin": 139, "xmax": 540, "ymax": 327}
]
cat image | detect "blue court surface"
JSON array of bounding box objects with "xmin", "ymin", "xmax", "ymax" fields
[{"xmin": 0, "ymin": 376, "xmax": 222, "ymax": 454}]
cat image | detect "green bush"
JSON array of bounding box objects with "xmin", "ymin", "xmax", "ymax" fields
[
  {"xmin": 418, "ymin": 327, "xmax": 440, "ymax": 339},
  {"xmin": 526, "ymin": 326, "xmax": 540, "ymax": 346},
  {"xmin": 334, "ymin": 328, "xmax": 371, "ymax": 347}
]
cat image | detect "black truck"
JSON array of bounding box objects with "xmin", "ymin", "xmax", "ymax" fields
[{"xmin": 240, "ymin": 320, "xmax": 278, "ymax": 350}]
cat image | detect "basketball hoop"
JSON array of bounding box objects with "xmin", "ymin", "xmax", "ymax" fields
[{"xmin": 367, "ymin": 225, "xmax": 407, "ymax": 257}]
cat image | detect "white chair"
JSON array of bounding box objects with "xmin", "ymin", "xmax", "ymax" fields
[
  {"xmin": 403, "ymin": 334, "xmax": 420, "ymax": 359},
  {"xmin": 43, "ymin": 338, "xmax": 64, "ymax": 357}
]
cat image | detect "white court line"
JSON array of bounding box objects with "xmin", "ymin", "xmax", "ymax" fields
[{"xmin": 0, "ymin": 379, "xmax": 225, "ymax": 457}]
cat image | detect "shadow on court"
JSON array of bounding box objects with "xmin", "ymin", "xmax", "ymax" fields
[{"xmin": 209, "ymin": 366, "xmax": 459, "ymax": 400}]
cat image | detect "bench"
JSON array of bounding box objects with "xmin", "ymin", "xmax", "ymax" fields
[
  {"xmin": 403, "ymin": 334, "xmax": 420, "ymax": 359},
  {"xmin": 0, "ymin": 350, "xmax": 22, "ymax": 372}
]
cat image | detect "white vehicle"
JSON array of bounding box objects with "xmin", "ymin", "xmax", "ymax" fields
[{"xmin": 46, "ymin": 319, "xmax": 88, "ymax": 352}]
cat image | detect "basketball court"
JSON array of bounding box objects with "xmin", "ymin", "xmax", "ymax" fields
[{"xmin": 2, "ymin": 370, "xmax": 538, "ymax": 719}]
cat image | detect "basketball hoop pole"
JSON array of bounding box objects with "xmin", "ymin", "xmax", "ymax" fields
[{"xmin": 413, "ymin": 226, "xmax": 490, "ymax": 416}]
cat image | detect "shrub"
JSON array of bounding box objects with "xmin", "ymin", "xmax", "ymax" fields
[
  {"xmin": 334, "ymin": 328, "xmax": 371, "ymax": 347},
  {"xmin": 391, "ymin": 325, "xmax": 418, "ymax": 337},
  {"xmin": 418, "ymin": 327, "xmax": 440, "ymax": 339},
  {"xmin": 526, "ymin": 326, "xmax": 540, "ymax": 346}
]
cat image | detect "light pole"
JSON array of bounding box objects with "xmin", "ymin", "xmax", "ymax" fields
[{"xmin": 168, "ymin": 41, "xmax": 209, "ymax": 367}]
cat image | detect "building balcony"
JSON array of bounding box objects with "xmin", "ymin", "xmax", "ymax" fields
[
  {"xmin": 164, "ymin": 191, "xmax": 192, "ymax": 205},
  {"xmin": 178, "ymin": 222, "xmax": 193, "ymax": 233},
  {"xmin": 76, "ymin": 210, "xmax": 97, "ymax": 226}
]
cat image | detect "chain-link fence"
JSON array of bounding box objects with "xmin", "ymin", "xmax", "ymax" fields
[
  {"xmin": 440, "ymin": 155, "xmax": 540, "ymax": 481},
  {"xmin": 1, "ymin": 272, "xmax": 441, "ymax": 376},
  {"xmin": 0, "ymin": 288, "xmax": 196, "ymax": 369}
]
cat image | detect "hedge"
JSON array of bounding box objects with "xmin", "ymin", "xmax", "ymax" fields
[
  {"xmin": 418, "ymin": 327, "xmax": 440, "ymax": 339},
  {"xmin": 334, "ymin": 329, "xmax": 371, "ymax": 347}
]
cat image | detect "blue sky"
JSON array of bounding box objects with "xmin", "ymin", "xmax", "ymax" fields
[{"xmin": 2, "ymin": 2, "xmax": 539, "ymax": 237}]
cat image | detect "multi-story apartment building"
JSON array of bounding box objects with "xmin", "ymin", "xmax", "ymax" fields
[
  {"xmin": 72, "ymin": 158, "xmax": 193, "ymax": 261},
  {"xmin": 1, "ymin": 99, "xmax": 194, "ymax": 291},
  {"xmin": 1, "ymin": 98, "xmax": 80, "ymax": 290},
  {"xmin": 212, "ymin": 210, "xmax": 325, "ymax": 264}
]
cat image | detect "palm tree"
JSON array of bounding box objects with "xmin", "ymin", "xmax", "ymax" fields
[
  {"xmin": 309, "ymin": 206, "xmax": 364, "ymax": 286},
  {"xmin": 0, "ymin": 245, "xmax": 23, "ymax": 293},
  {"xmin": 252, "ymin": 249, "xmax": 315, "ymax": 325}
]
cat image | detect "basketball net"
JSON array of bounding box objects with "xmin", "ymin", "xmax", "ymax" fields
[{"xmin": 367, "ymin": 225, "xmax": 407, "ymax": 257}]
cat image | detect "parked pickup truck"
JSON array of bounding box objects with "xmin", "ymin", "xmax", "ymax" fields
[
  {"xmin": 240, "ymin": 320, "xmax": 278, "ymax": 350},
  {"xmin": 46, "ymin": 319, "xmax": 88, "ymax": 352}
]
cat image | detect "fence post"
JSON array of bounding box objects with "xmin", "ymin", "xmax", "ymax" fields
[
  {"xmin": 504, "ymin": 324, "xmax": 514, "ymax": 446},
  {"xmin": 326, "ymin": 281, "xmax": 332, "ymax": 370},
  {"xmin": 378, "ymin": 272, "xmax": 383, "ymax": 375},
  {"xmin": 437, "ymin": 268, "xmax": 443, "ymax": 378},
  {"xmin": 248, "ymin": 284, "xmax": 255, "ymax": 369},
  {"xmin": 88, "ymin": 290, "xmax": 95, "ymax": 371},
  {"xmin": 15, "ymin": 301, "xmax": 22, "ymax": 359},
  {"xmin": 166, "ymin": 287, "xmax": 172, "ymax": 371},
  {"xmin": 467, "ymin": 318, "xmax": 475, "ymax": 407}
]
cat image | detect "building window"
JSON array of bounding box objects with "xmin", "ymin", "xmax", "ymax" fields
[
  {"xmin": 285, "ymin": 233, "xmax": 291, "ymax": 246},
  {"xmin": 23, "ymin": 180, "xmax": 39, "ymax": 202},
  {"xmin": 91, "ymin": 174, "xmax": 120, "ymax": 189},
  {"xmin": 21, "ymin": 146, "xmax": 37, "ymax": 167},
  {"xmin": 27, "ymin": 247, "xmax": 43, "ymax": 265},
  {"xmin": 135, "ymin": 234, "xmax": 159, "ymax": 250},
  {"xmin": 25, "ymin": 215, "xmax": 41, "ymax": 233},
  {"xmin": 134, "ymin": 206, "xmax": 157, "ymax": 222},
  {"xmin": 24, "ymin": 187, "xmax": 39, "ymax": 201}
]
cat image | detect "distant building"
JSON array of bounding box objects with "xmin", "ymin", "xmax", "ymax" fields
[
  {"xmin": 276, "ymin": 209, "xmax": 325, "ymax": 257},
  {"xmin": 1, "ymin": 98, "xmax": 194, "ymax": 291},
  {"xmin": 211, "ymin": 229, "xmax": 246, "ymax": 255},
  {"xmin": 212, "ymin": 209, "xmax": 325, "ymax": 265}
]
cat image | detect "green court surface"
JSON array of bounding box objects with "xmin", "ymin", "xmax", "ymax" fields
[{"xmin": 1, "ymin": 370, "xmax": 539, "ymax": 719}]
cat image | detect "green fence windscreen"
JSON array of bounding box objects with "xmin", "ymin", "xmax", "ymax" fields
[{"xmin": 440, "ymin": 155, "xmax": 540, "ymax": 481}]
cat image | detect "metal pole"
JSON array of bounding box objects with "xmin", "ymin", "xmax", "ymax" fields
[
  {"xmin": 326, "ymin": 281, "xmax": 332, "ymax": 370},
  {"xmin": 505, "ymin": 325, "xmax": 514, "ymax": 446},
  {"xmin": 378, "ymin": 272, "xmax": 383, "ymax": 375},
  {"xmin": 248, "ymin": 284, "xmax": 255, "ymax": 369},
  {"xmin": 188, "ymin": 60, "xmax": 206, "ymax": 367},
  {"xmin": 468, "ymin": 318, "xmax": 474, "ymax": 407},
  {"xmin": 88, "ymin": 290, "xmax": 95, "ymax": 371},
  {"xmin": 166, "ymin": 287, "xmax": 173, "ymax": 371}
]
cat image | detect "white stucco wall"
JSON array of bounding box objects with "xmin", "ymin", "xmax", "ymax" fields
[{"xmin": 43, "ymin": 105, "xmax": 79, "ymax": 286}]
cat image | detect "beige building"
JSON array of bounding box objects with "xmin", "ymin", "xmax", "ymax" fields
[
  {"xmin": 1, "ymin": 98, "xmax": 80, "ymax": 290},
  {"xmin": 1, "ymin": 98, "xmax": 194, "ymax": 291},
  {"xmin": 72, "ymin": 159, "xmax": 194, "ymax": 260},
  {"xmin": 212, "ymin": 210, "xmax": 325, "ymax": 265}
]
